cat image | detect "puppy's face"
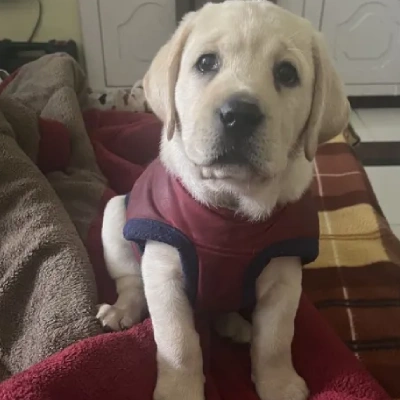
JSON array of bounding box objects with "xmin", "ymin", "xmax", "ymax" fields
[
  {"xmin": 175, "ymin": 4, "xmax": 315, "ymax": 184},
  {"xmin": 145, "ymin": 1, "xmax": 349, "ymax": 202}
]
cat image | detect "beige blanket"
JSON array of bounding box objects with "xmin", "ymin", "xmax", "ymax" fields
[{"xmin": 0, "ymin": 54, "xmax": 106, "ymax": 380}]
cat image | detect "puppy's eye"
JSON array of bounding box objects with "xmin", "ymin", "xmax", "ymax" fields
[
  {"xmin": 195, "ymin": 53, "xmax": 219, "ymax": 73},
  {"xmin": 274, "ymin": 61, "xmax": 299, "ymax": 87}
]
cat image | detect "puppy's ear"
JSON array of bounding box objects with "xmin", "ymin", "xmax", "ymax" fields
[
  {"xmin": 143, "ymin": 12, "xmax": 196, "ymax": 140},
  {"xmin": 303, "ymin": 32, "xmax": 350, "ymax": 161}
]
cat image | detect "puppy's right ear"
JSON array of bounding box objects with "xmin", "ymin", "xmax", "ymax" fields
[
  {"xmin": 302, "ymin": 32, "xmax": 350, "ymax": 161},
  {"xmin": 143, "ymin": 12, "xmax": 196, "ymax": 140}
]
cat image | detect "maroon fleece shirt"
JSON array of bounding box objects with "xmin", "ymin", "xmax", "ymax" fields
[{"xmin": 124, "ymin": 158, "xmax": 319, "ymax": 312}]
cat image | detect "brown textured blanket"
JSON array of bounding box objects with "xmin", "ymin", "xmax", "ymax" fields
[
  {"xmin": 0, "ymin": 54, "xmax": 399, "ymax": 398},
  {"xmin": 0, "ymin": 54, "xmax": 104, "ymax": 380}
]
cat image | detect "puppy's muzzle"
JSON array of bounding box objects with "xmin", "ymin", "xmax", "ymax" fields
[{"xmin": 218, "ymin": 96, "xmax": 264, "ymax": 140}]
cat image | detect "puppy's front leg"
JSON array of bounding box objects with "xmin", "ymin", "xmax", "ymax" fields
[
  {"xmin": 142, "ymin": 241, "xmax": 204, "ymax": 400},
  {"xmin": 252, "ymin": 257, "xmax": 308, "ymax": 400}
]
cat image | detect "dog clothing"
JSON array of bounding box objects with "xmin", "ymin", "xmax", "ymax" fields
[{"xmin": 124, "ymin": 158, "xmax": 319, "ymax": 313}]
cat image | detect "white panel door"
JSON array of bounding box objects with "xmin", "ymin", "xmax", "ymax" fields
[
  {"xmin": 99, "ymin": 0, "xmax": 175, "ymax": 87},
  {"xmin": 277, "ymin": 0, "xmax": 305, "ymax": 16},
  {"xmin": 319, "ymin": 0, "xmax": 400, "ymax": 85}
]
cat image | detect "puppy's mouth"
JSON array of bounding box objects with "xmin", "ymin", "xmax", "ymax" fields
[
  {"xmin": 198, "ymin": 149, "xmax": 263, "ymax": 182},
  {"xmin": 210, "ymin": 150, "xmax": 249, "ymax": 166}
]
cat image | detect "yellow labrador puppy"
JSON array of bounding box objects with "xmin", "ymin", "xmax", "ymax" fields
[{"xmin": 98, "ymin": 1, "xmax": 349, "ymax": 400}]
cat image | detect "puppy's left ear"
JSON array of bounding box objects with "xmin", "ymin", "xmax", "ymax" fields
[
  {"xmin": 143, "ymin": 12, "xmax": 196, "ymax": 140},
  {"xmin": 303, "ymin": 32, "xmax": 350, "ymax": 161}
]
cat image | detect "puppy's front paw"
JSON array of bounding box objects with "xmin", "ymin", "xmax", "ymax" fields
[
  {"xmin": 154, "ymin": 369, "xmax": 205, "ymax": 400},
  {"xmin": 96, "ymin": 303, "xmax": 141, "ymax": 331},
  {"xmin": 255, "ymin": 368, "xmax": 309, "ymax": 400}
]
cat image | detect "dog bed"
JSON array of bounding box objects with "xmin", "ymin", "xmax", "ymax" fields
[{"xmin": 0, "ymin": 55, "xmax": 398, "ymax": 400}]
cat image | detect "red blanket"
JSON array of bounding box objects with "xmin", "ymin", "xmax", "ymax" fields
[{"xmin": 0, "ymin": 109, "xmax": 390, "ymax": 400}]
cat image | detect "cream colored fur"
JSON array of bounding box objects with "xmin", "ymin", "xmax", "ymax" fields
[{"xmin": 98, "ymin": 2, "xmax": 349, "ymax": 400}]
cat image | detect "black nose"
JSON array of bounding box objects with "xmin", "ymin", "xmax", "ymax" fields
[{"xmin": 219, "ymin": 97, "xmax": 264, "ymax": 138}]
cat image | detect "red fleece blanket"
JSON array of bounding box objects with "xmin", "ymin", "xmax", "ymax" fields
[{"xmin": 0, "ymin": 109, "xmax": 390, "ymax": 400}]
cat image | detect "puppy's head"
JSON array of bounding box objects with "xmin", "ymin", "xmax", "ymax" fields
[{"xmin": 144, "ymin": 1, "xmax": 349, "ymax": 206}]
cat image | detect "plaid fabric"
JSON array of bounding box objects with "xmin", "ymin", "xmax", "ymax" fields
[{"xmin": 305, "ymin": 133, "xmax": 400, "ymax": 399}]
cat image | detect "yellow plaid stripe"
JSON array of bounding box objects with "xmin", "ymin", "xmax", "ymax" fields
[
  {"xmin": 307, "ymin": 203, "xmax": 390, "ymax": 269},
  {"xmin": 328, "ymin": 133, "xmax": 346, "ymax": 143},
  {"xmin": 309, "ymin": 132, "xmax": 391, "ymax": 269}
]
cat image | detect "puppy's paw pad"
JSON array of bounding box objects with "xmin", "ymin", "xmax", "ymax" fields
[
  {"xmin": 214, "ymin": 313, "xmax": 252, "ymax": 343},
  {"xmin": 96, "ymin": 303, "xmax": 139, "ymax": 332}
]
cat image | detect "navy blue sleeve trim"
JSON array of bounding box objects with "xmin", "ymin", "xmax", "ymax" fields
[
  {"xmin": 243, "ymin": 237, "xmax": 319, "ymax": 307},
  {"xmin": 123, "ymin": 218, "xmax": 199, "ymax": 304}
]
